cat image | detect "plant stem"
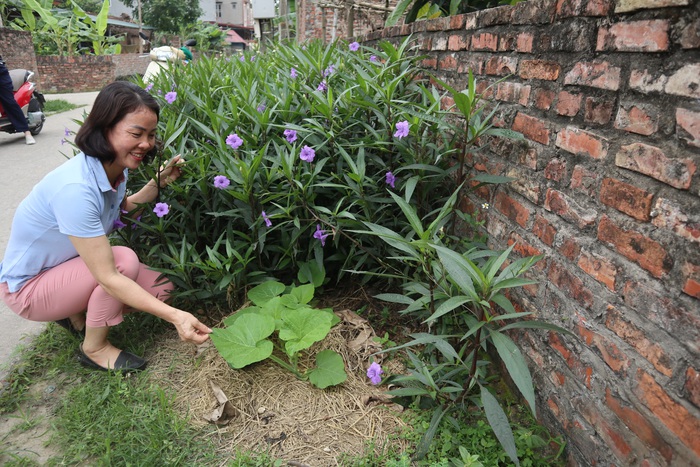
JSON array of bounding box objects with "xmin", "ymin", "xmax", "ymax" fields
[{"xmin": 267, "ymin": 354, "xmax": 305, "ymax": 380}]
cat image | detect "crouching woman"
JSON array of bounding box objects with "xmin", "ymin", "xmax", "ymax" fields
[{"xmin": 0, "ymin": 81, "xmax": 211, "ymax": 372}]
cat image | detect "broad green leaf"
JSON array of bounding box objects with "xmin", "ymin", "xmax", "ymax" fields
[
  {"xmin": 489, "ymin": 330, "xmax": 536, "ymax": 417},
  {"xmin": 248, "ymin": 281, "xmax": 285, "ymax": 305},
  {"xmin": 210, "ymin": 314, "xmax": 275, "ymax": 369},
  {"xmin": 481, "ymin": 385, "xmax": 520, "ymax": 466},
  {"xmin": 279, "ymin": 308, "xmax": 333, "ymax": 356},
  {"xmin": 306, "ymin": 350, "xmax": 347, "ymax": 389},
  {"xmin": 222, "ymin": 306, "xmax": 260, "ymax": 327},
  {"xmin": 290, "ymin": 283, "xmax": 315, "ymax": 305}
]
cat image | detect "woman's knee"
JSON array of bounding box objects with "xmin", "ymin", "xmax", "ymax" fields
[{"xmin": 112, "ymin": 246, "xmax": 141, "ymax": 279}]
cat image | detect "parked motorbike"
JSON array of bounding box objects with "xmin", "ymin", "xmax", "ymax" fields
[
  {"xmin": 0, "ymin": 68, "xmax": 46, "ymax": 136},
  {"xmin": 140, "ymin": 33, "xmax": 196, "ymax": 83}
]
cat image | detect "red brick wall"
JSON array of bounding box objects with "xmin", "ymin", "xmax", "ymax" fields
[
  {"xmin": 297, "ymin": 0, "xmax": 394, "ymax": 43},
  {"xmin": 360, "ymin": 0, "xmax": 699, "ymax": 465},
  {"xmin": 38, "ymin": 54, "xmax": 151, "ymax": 93},
  {"xmin": 0, "ymin": 29, "xmax": 39, "ymax": 84}
]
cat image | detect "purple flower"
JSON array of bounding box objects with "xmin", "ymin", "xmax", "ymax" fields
[
  {"xmin": 262, "ymin": 211, "xmax": 272, "ymax": 227},
  {"xmin": 145, "ymin": 83, "xmax": 153, "ymax": 92},
  {"xmin": 313, "ymin": 224, "xmax": 330, "ymax": 247},
  {"xmin": 214, "ymin": 175, "xmax": 230, "ymax": 189},
  {"xmin": 60, "ymin": 138, "xmax": 66, "ymax": 145},
  {"xmin": 284, "ymin": 129, "xmax": 297, "ymax": 143},
  {"xmin": 323, "ymin": 64, "xmax": 335, "ymax": 77},
  {"xmin": 239, "ymin": 55, "xmax": 245, "ymax": 62},
  {"xmin": 153, "ymin": 202, "xmax": 169, "ymax": 218},
  {"xmin": 370, "ymin": 55, "xmax": 378, "ymax": 63},
  {"xmin": 393, "ymin": 120, "xmax": 409, "ymax": 139},
  {"xmin": 64, "ymin": 127, "xmax": 71, "ymax": 137},
  {"xmin": 164, "ymin": 91, "xmax": 177, "ymax": 104},
  {"xmin": 349, "ymin": 41, "xmax": 360, "ymax": 52},
  {"xmin": 367, "ymin": 362, "xmax": 383, "ymax": 385},
  {"xmin": 257, "ymin": 103, "xmax": 266, "ymax": 112},
  {"xmin": 113, "ymin": 218, "xmax": 127, "ymax": 230},
  {"xmin": 290, "ymin": 67, "xmax": 298, "ymax": 79},
  {"xmin": 317, "ymin": 80, "xmax": 327, "ymax": 92},
  {"xmin": 300, "ymin": 145, "xmax": 315, "ymax": 162},
  {"xmin": 385, "ymin": 171, "xmax": 396, "ymax": 188},
  {"xmin": 226, "ymin": 133, "xmax": 243, "ymax": 149}
]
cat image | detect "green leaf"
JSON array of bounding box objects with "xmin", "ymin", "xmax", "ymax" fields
[
  {"xmin": 489, "ymin": 330, "xmax": 536, "ymax": 417},
  {"xmin": 279, "ymin": 308, "xmax": 333, "ymax": 356},
  {"xmin": 472, "ymin": 174, "xmax": 516, "ymax": 184},
  {"xmin": 481, "ymin": 385, "xmax": 520, "ymax": 466},
  {"xmin": 424, "ymin": 296, "xmax": 473, "ymax": 324},
  {"xmin": 387, "ymin": 387, "xmax": 432, "ymax": 397},
  {"xmin": 307, "ymin": 350, "xmax": 347, "ymax": 389},
  {"xmin": 290, "ymin": 283, "xmax": 315, "ymax": 305},
  {"xmin": 247, "ymin": 281, "xmax": 285, "ymax": 305},
  {"xmin": 210, "ymin": 314, "xmax": 275, "ymax": 369}
]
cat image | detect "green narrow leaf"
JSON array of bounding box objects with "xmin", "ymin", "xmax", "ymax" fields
[
  {"xmin": 481, "ymin": 385, "xmax": 521, "ymax": 466},
  {"xmin": 489, "ymin": 330, "xmax": 536, "ymax": 417}
]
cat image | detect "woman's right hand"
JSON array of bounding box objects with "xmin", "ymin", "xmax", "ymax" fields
[{"xmin": 173, "ymin": 310, "xmax": 212, "ymax": 345}]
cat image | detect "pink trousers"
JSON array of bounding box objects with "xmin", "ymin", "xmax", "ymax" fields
[{"xmin": 0, "ymin": 246, "xmax": 171, "ymax": 328}]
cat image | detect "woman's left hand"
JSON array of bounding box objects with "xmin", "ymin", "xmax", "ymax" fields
[
  {"xmin": 158, "ymin": 154, "xmax": 186, "ymax": 187},
  {"xmin": 174, "ymin": 310, "xmax": 212, "ymax": 345}
]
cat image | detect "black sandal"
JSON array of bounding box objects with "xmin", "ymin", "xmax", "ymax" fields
[
  {"xmin": 77, "ymin": 345, "xmax": 147, "ymax": 373},
  {"xmin": 54, "ymin": 318, "xmax": 85, "ymax": 338}
]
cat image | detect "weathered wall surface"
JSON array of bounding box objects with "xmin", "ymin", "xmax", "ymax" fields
[
  {"xmin": 297, "ymin": 0, "xmax": 395, "ymax": 43},
  {"xmin": 360, "ymin": 0, "xmax": 699, "ymax": 465},
  {"xmin": 0, "ymin": 29, "xmax": 39, "ymax": 84},
  {"xmin": 37, "ymin": 54, "xmax": 150, "ymax": 93}
]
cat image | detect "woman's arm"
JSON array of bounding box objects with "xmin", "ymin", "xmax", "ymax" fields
[
  {"xmin": 123, "ymin": 154, "xmax": 185, "ymax": 212},
  {"xmin": 68, "ymin": 233, "xmax": 211, "ymax": 344}
]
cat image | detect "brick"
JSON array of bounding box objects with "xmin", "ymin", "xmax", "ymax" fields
[
  {"xmin": 570, "ymin": 165, "xmax": 600, "ymax": 196},
  {"xmin": 665, "ymin": 64, "xmax": 700, "ymax": 98},
  {"xmin": 426, "ymin": 17, "xmax": 449, "ymax": 32},
  {"xmin": 432, "ymin": 36, "xmax": 447, "ymax": 51},
  {"xmin": 585, "ymin": 0, "xmax": 614, "ymax": 15},
  {"xmin": 578, "ymin": 250, "xmax": 617, "ymax": 291},
  {"xmin": 564, "ymin": 60, "xmax": 621, "ymax": 91},
  {"xmin": 615, "ymin": 143, "xmax": 696, "ymax": 190},
  {"xmin": 533, "ymin": 215, "xmax": 557, "ymax": 245},
  {"xmin": 680, "ymin": 18, "xmax": 700, "ymax": 49},
  {"xmin": 577, "ymin": 398, "xmax": 634, "ymax": 461},
  {"xmin": 681, "ymin": 261, "xmax": 700, "ymax": 299},
  {"xmin": 548, "ymin": 261, "xmax": 594, "ymax": 308},
  {"xmin": 449, "ymin": 14, "xmax": 466, "ymax": 30},
  {"xmin": 597, "ymin": 216, "xmax": 673, "ymax": 278},
  {"xmin": 577, "ymin": 325, "xmax": 628, "ymax": 373},
  {"xmin": 516, "ymin": 32, "xmax": 534, "ymax": 52},
  {"xmin": 512, "ymin": 112, "xmax": 550, "ymax": 145},
  {"xmin": 490, "ymin": 137, "xmax": 537, "ymax": 169},
  {"xmin": 441, "ymin": 95, "xmax": 456, "ymax": 112},
  {"xmin": 629, "ymin": 68, "xmax": 668, "ymax": 94},
  {"xmin": 478, "ymin": 5, "xmax": 513, "ymax": 27},
  {"xmin": 494, "ymin": 191, "xmax": 530, "ymax": 227},
  {"xmin": 614, "ymin": 104, "xmax": 659, "ymax": 136},
  {"xmin": 545, "ymin": 158, "xmax": 567, "ymax": 181},
  {"xmin": 457, "ymin": 57, "xmax": 483, "ymax": 75},
  {"xmin": 471, "ymin": 32, "xmax": 498, "ymax": 51},
  {"xmin": 439, "ymin": 54, "xmax": 458, "ymax": 71},
  {"xmin": 605, "ymin": 306, "xmax": 673, "ymax": 377},
  {"xmin": 495, "ymin": 82, "xmax": 531, "ymax": 106},
  {"xmin": 559, "ymin": 236, "xmax": 582, "ymax": 260},
  {"xmin": 687, "ymin": 367, "xmax": 700, "ymax": 407},
  {"xmin": 584, "ymin": 96, "xmax": 615, "ymax": 125},
  {"xmin": 615, "ymin": 0, "xmax": 689, "ymax": 13},
  {"xmin": 486, "ymin": 56, "xmax": 518, "ymax": 76},
  {"xmin": 545, "ymin": 188, "xmax": 598, "ymax": 228},
  {"xmin": 556, "ymin": 91, "xmax": 582, "ymax": 116},
  {"xmin": 600, "ymin": 178, "xmax": 653, "ymax": 221},
  {"xmin": 605, "ymin": 388, "xmax": 675, "ymax": 463},
  {"xmin": 486, "ymin": 212, "xmax": 508, "ymax": 238},
  {"xmin": 635, "ymin": 369, "xmax": 700, "ymax": 457},
  {"xmin": 676, "ymin": 107, "xmax": 700, "ymax": 148},
  {"xmin": 533, "ymin": 88, "xmax": 555, "ymax": 110},
  {"xmin": 548, "ymin": 332, "xmax": 593, "ymax": 389},
  {"xmin": 447, "ymin": 34, "xmax": 469, "ymax": 51},
  {"xmin": 512, "ymin": 0, "xmax": 556, "ymax": 25},
  {"xmin": 556, "ymin": 127, "xmax": 608, "ymax": 159},
  {"xmin": 556, "ymin": 0, "xmax": 583, "ymax": 17},
  {"xmin": 596, "ymin": 20, "xmax": 670, "ymax": 52},
  {"xmin": 519, "ymin": 60, "xmax": 561, "ymax": 81},
  {"xmin": 652, "ymin": 197, "xmax": 700, "ymax": 244},
  {"xmin": 506, "ymin": 168, "xmax": 541, "ymax": 203},
  {"xmin": 422, "ymin": 57, "xmax": 437, "ymax": 69}
]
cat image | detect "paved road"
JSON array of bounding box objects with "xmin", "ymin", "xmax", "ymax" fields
[{"xmin": 0, "ymin": 91, "xmax": 99, "ymax": 380}]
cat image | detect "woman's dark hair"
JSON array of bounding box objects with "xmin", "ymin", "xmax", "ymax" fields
[{"xmin": 75, "ymin": 81, "xmax": 160, "ymax": 164}]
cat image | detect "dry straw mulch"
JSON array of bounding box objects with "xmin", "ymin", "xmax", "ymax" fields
[{"xmin": 148, "ymin": 308, "xmax": 410, "ymax": 466}]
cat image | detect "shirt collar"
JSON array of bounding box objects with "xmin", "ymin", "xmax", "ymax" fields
[{"xmin": 85, "ymin": 153, "xmax": 126, "ymax": 193}]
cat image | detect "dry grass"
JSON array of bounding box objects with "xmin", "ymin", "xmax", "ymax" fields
[{"xmin": 148, "ymin": 307, "xmax": 410, "ymax": 466}]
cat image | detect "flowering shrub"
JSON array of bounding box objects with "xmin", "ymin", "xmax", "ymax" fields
[{"xmin": 122, "ymin": 37, "xmax": 475, "ymax": 310}]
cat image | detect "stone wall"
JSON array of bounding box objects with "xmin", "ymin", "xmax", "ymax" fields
[{"xmin": 360, "ymin": 0, "xmax": 699, "ymax": 465}]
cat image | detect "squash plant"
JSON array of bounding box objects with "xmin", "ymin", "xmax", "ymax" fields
[{"xmin": 210, "ymin": 280, "xmax": 347, "ymax": 389}]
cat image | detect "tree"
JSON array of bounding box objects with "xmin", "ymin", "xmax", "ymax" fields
[{"xmin": 121, "ymin": 0, "xmax": 202, "ymax": 34}]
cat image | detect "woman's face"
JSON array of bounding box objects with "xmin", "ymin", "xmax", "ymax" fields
[{"xmin": 107, "ymin": 107, "xmax": 158, "ymax": 171}]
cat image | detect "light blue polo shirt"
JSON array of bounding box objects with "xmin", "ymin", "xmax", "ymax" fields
[{"xmin": 0, "ymin": 152, "xmax": 128, "ymax": 293}]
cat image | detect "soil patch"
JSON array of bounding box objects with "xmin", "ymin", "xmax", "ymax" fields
[{"xmin": 148, "ymin": 307, "xmax": 410, "ymax": 466}]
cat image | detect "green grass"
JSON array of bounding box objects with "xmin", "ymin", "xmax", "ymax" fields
[
  {"xmin": 1, "ymin": 314, "xmax": 565, "ymax": 466},
  {"xmin": 42, "ymin": 99, "xmax": 81, "ymax": 115}
]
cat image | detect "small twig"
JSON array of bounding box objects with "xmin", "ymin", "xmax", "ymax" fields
[{"xmin": 288, "ymin": 462, "xmax": 311, "ymax": 467}]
